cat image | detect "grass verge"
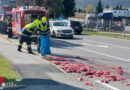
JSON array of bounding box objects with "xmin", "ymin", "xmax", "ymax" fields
[
  {"xmin": 82, "ymin": 31, "xmax": 130, "ymax": 40},
  {"xmin": 0, "ymin": 54, "xmax": 23, "ymax": 86}
]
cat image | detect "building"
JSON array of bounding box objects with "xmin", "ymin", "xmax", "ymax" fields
[
  {"xmin": 103, "ymin": 8, "xmax": 129, "ymax": 17},
  {"xmin": 16, "ymin": 0, "xmax": 42, "ymax": 6},
  {"xmin": 0, "ymin": 0, "xmax": 16, "ymax": 11},
  {"xmin": 113, "ymin": 8, "xmax": 128, "ymax": 17}
]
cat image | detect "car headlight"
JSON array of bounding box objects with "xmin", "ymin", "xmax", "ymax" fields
[{"xmin": 57, "ymin": 30, "xmax": 61, "ymax": 32}]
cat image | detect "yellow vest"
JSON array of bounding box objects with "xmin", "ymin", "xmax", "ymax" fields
[
  {"xmin": 25, "ymin": 23, "xmax": 34, "ymax": 33},
  {"xmin": 38, "ymin": 22, "xmax": 48, "ymax": 31}
]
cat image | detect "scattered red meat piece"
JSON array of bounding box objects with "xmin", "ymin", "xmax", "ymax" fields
[
  {"xmin": 51, "ymin": 61, "xmax": 61, "ymax": 65},
  {"xmin": 101, "ymin": 79, "xmax": 109, "ymax": 83},
  {"xmin": 103, "ymin": 70, "xmax": 110, "ymax": 75},
  {"xmin": 107, "ymin": 74, "xmax": 116, "ymax": 78},
  {"xmin": 84, "ymin": 71, "xmax": 94, "ymax": 76},
  {"xmin": 65, "ymin": 69, "xmax": 71, "ymax": 73},
  {"xmin": 124, "ymin": 82, "xmax": 130, "ymax": 86},
  {"xmin": 118, "ymin": 70, "xmax": 123, "ymax": 75},
  {"xmin": 110, "ymin": 67, "xmax": 116, "ymax": 69},
  {"xmin": 85, "ymin": 81, "xmax": 92, "ymax": 86},
  {"xmin": 117, "ymin": 76, "xmax": 125, "ymax": 81},
  {"xmin": 96, "ymin": 70, "xmax": 103, "ymax": 74},
  {"xmin": 88, "ymin": 75, "xmax": 93, "ymax": 78},
  {"xmin": 109, "ymin": 78, "xmax": 116, "ymax": 82},
  {"xmin": 117, "ymin": 66, "xmax": 122, "ymax": 70},
  {"xmin": 101, "ymin": 74, "xmax": 108, "ymax": 78},
  {"xmin": 77, "ymin": 77, "xmax": 84, "ymax": 81}
]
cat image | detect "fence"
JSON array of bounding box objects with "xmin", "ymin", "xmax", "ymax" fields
[{"xmin": 83, "ymin": 19, "xmax": 130, "ymax": 36}]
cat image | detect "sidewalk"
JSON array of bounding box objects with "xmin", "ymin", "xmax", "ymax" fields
[{"xmin": 0, "ymin": 34, "xmax": 87, "ymax": 90}]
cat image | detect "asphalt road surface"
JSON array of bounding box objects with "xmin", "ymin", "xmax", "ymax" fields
[
  {"xmin": 50, "ymin": 34, "xmax": 130, "ymax": 90},
  {"xmin": 0, "ymin": 33, "xmax": 130, "ymax": 90}
]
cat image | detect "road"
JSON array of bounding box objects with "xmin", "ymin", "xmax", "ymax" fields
[
  {"xmin": 0, "ymin": 33, "xmax": 130, "ymax": 90},
  {"xmin": 50, "ymin": 34, "xmax": 130, "ymax": 90}
]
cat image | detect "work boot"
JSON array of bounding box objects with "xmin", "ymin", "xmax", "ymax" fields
[
  {"xmin": 17, "ymin": 45, "xmax": 22, "ymax": 52},
  {"xmin": 28, "ymin": 51, "xmax": 35, "ymax": 54},
  {"xmin": 28, "ymin": 47, "xmax": 35, "ymax": 54}
]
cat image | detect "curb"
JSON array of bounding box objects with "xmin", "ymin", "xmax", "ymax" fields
[
  {"xmin": 0, "ymin": 85, "xmax": 26, "ymax": 90},
  {"xmin": 0, "ymin": 35, "xmax": 67, "ymax": 74}
]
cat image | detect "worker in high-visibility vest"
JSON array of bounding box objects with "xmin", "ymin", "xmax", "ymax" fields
[
  {"xmin": 17, "ymin": 20, "xmax": 40, "ymax": 54},
  {"xmin": 7, "ymin": 16, "xmax": 13, "ymax": 38},
  {"xmin": 37, "ymin": 16, "xmax": 51, "ymax": 56}
]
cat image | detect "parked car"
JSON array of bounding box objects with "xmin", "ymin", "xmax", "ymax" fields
[
  {"xmin": 49, "ymin": 21, "xmax": 74, "ymax": 38},
  {"xmin": 63, "ymin": 20, "xmax": 83, "ymax": 34}
]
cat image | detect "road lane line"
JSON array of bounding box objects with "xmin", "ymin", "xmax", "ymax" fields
[
  {"xmin": 97, "ymin": 45, "xmax": 109, "ymax": 48},
  {"xmin": 95, "ymin": 80, "xmax": 120, "ymax": 90},
  {"xmin": 84, "ymin": 39, "xmax": 130, "ymax": 50},
  {"xmin": 82, "ymin": 43, "xmax": 95, "ymax": 46},
  {"xmin": 82, "ymin": 43, "xmax": 109, "ymax": 48},
  {"xmin": 53, "ymin": 40, "xmax": 130, "ymax": 62}
]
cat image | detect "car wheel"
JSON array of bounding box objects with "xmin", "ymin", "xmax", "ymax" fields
[
  {"xmin": 52, "ymin": 31, "xmax": 56, "ymax": 38},
  {"xmin": 70, "ymin": 36, "xmax": 73, "ymax": 39},
  {"xmin": 77, "ymin": 32, "xmax": 81, "ymax": 35}
]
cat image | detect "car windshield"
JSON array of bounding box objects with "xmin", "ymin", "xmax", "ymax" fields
[
  {"xmin": 63, "ymin": 21, "xmax": 69, "ymax": 25},
  {"xmin": 53, "ymin": 22, "xmax": 67, "ymax": 26}
]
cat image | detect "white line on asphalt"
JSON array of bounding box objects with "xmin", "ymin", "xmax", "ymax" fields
[
  {"xmin": 97, "ymin": 45, "xmax": 109, "ymax": 48},
  {"xmin": 82, "ymin": 43, "xmax": 95, "ymax": 46},
  {"xmin": 82, "ymin": 43, "xmax": 109, "ymax": 48},
  {"xmin": 53, "ymin": 40, "xmax": 130, "ymax": 62},
  {"xmin": 95, "ymin": 80, "xmax": 120, "ymax": 90},
  {"xmin": 84, "ymin": 39, "xmax": 130, "ymax": 50},
  {"xmin": 78, "ymin": 47, "xmax": 130, "ymax": 62}
]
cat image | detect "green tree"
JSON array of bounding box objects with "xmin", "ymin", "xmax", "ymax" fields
[
  {"xmin": 36, "ymin": 0, "xmax": 43, "ymax": 6},
  {"xmin": 119, "ymin": 5, "xmax": 122, "ymax": 9},
  {"xmin": 96, "ymin": 0, "xmax": 103, "ymax": 14},
  {"xmin": 106, "ymin": 5, "xmax": 109, "ymax": 9},
  {"xmin": 114, "ymin": 5, "xmax": 120, "ymax": 9},
  {"xmin": 43, "ymin": 0, "xmax": 63, "ymax": 18},
  {"xmin": 78, "ymin": 8, "xmax": 82, "ymax": 13},
  {"xmin": 86, "ymin": 4, "xmax": 95, "ymax": 14},
  {"xmin": 63, "ymin": 0, "xmax": 76, "ymax": 18}
]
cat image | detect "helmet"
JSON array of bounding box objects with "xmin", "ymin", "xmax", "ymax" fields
[
  {"xmin": 33, "ymin": 20, "xmax": 41, "ymax": 26},
  {"xmin": 42, "ymin": 16, "xmax": 47, "ymax": 23},
  {"xmin": 31, "ymin": 23, "xmax": 35, "ymax": 27}
]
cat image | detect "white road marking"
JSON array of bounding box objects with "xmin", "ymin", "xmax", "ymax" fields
[
  {"xmin": 82, "ymin": 43, "xmax": 95, "ymax": 46},
  {"xmin": 53, "ymin": 40, "xmax": 130, "ymax": 62},
  {"xmin": 82, "ymin": 43, "xmax": 109, "ymax": 48},
  {"xmin": 95, "ymin": 80, "xmax": 120, "ymax": 90},
  {"xmin": 97, "ymin": 45, "xmax": 109, "ymax": 48},
  {"xmin": 84, "ymin": 39, "xmax": 130, "ymax": 50}
]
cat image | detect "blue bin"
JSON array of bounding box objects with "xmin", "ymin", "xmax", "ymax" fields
[{"xmin": 40, "ymin": 34, "xmax": 51, "ymax": 56}]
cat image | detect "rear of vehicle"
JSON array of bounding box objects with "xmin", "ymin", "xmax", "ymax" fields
[
  {"xmin": 12, "ymin": 6, "xmax": 49, "ymax": 36},
  {"xmin": 70, "ymin": 21, "xmax": 83, "ymax": 34},
  {"xmin": 49, "ymin": 21, "xmax": 74, "ymax": 38},
  {"xmin": 0, "ymin": 13, "xmax": 11, "ymax": 34}
]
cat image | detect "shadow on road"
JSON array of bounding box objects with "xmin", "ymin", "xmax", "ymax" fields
[
  {"xmin": 50, "ymin": 39, "xmax": 83, "ymax": 48},
  {"xmin": 22, "ymin": 78, "xmax": 85, "ymax": 90}
]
